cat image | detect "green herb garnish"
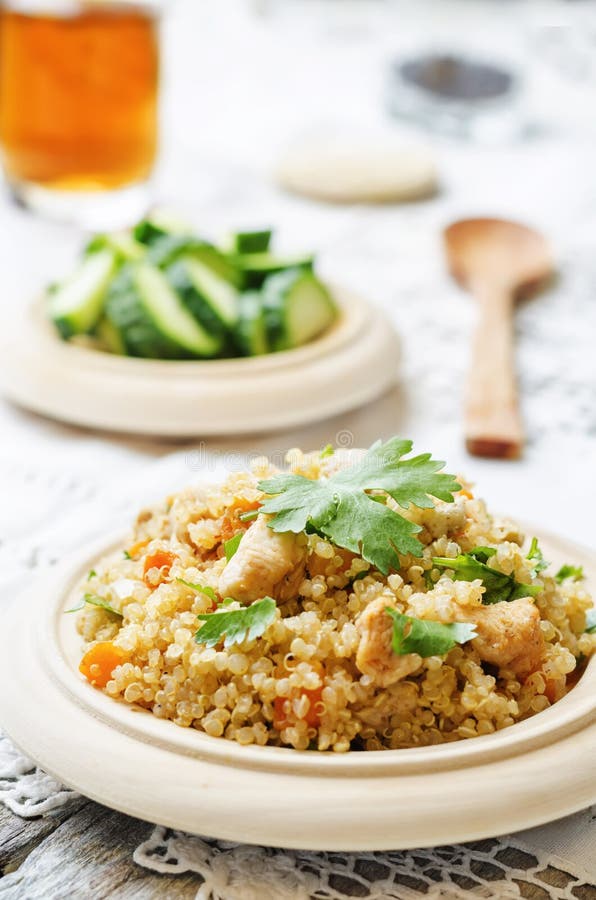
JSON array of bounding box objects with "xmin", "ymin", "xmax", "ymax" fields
[
  {"xmin": 176, "ymin": 578, "xmax": 217, "ymax": 602},
  {"xmin": 66, "ymin": 593, "xmax": 123, "ymax": 617},
  {"xmin": 527, "ymin": 537, "xmax": 549, "ymax": 576},
  {"xmin": 239, "ymin": 509, "xmax": 259, "ymax": 523},
  {"xmin": 195, "ymin": 596, "xmax": 276, "ymax": 648},
  {"xmin": 346, "ymin": 569, "xmax": 369, "ymax": 590},
  {"xmin": 385, "ymin": 608, "xmax": 477, "ymax": 657},
  {"xmin": 123, "ymin": 550, "xmax": 132, "ymax": 560},
  {"xmin": 555, "ymin": 564, "xmax": 584, "ymax": 584},
  {"xmin": 433, "ymin": 548, "xmax": 542, "ymax": 604},
  {"xmin": 585, "ymin": 609, "xmax": 596, "ymax": 634},
  {"xmin": 320, "ymin": 444, "xmax": 334, "ymax": 458},
  {"xmin": 88, "ymin": 568, "xmax": 97, "ymax": 579},
  {"xmin": 224, "ymin": 533, "xmax": 243, "ymax": 561},
  {"xmin": 258, "ymin": 438, "xmax": 460, "ymax": 575}
]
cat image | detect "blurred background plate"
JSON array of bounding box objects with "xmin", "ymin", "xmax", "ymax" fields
[{"xmin": 0, "ymin": 287, "xmax": 400, "ymax": 436}]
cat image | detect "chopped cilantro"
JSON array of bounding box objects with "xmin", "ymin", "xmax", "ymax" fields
[
  {"xmin": 469, "ymin": 547, "xmax": 496, "ymax": 562},
  {"xmin": 239, "ymin": 509, "xmax": 259, "ymax": 523},
  {"xmin": 224, "ymin": 533, "xmax": 243, "ymax": 561},
  {"xmin": 176, "ymin": 578, "xmax": 217, "ymax": 602},
  {"xmin": 527, "ymin": 537, "xmax": 549, "ymax": 575},
  {"xmin": 195, "ymin": 596, "xmax": 276, "ymax": 648},
  {"xmin": 385, "ymin": 608, "xmax": 477, "ymax": 657},
  {"xmin": 585, "ymin": 608, "xmax": 596, "ymax": 634},
  {"xmin": 87, "ymin": 568, "xmax": 97, "ymax": 579},
  {"xmin": 65, "ymin": 593, "xmax": 123, "ymax": 617},
  {"xmin": 346, "ymin": 569, "xmax": 369, "ymax": 590},
  {"xmin": 433, "ymin": 548, "xmax": 542, "ymax": 604},
  {"xmin": 423, "ymin": 569, "xmax": 435, "ymax": 590},
  {"xmin": 123, "ymin": 550, "xmax": 132, "ymax": 560},
  {"xmin": 320, "ymin": 444, "xmax": 334, "ymax": 458},
  {"xmin": 555, "ymin": 564, "xmax": 584, "ymax": 584},
  {"xmin": 258, "ymin": 437, "xmax": 461, "ymax": 575}
]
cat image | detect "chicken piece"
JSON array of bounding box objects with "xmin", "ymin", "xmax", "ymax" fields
[
  {"xmin": 467, "ymin": 597, "xmax": 544, "ymax": 678},
  {"xmin": 218, "ymin": 514, "xmax": 306, "ymax": 604},
  {"xmin": 419, "ymin": 497, "xmax": 467, "ymax": 539},
  {"xmin": 356, "ymin": 598, "xmax": 421, "ymax": 687}
]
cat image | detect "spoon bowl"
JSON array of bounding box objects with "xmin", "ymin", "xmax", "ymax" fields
[
  {"xmin": 444, "ymin": 217, "xmax": 554, "ymax": 459},
  {"xmin": 445, "ymin": 217, "xmax": 553, "ymax": 295}
]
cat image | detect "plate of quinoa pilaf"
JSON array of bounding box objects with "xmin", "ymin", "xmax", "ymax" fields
[{"xmin": 0, "ymin": 437, "xmax": 594, "ymax": 849}]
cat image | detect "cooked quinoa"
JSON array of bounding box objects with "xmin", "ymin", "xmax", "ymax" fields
[{"xmin": 75, "ymin": 445, "xmax": 595, "ymax": 752}]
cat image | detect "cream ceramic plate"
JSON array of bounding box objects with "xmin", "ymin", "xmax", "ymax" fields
[
  {"xmin": 0, "ymin": 527, "xmax": 594, "ymax": 851},
  {"xmin": 0, "ymin": 288, "xmax": 399, "ymax": 436}
]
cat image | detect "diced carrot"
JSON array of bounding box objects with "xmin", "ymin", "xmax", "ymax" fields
[
  {"xmin": 79, "ymin": 641, "xmax": 129, "ymax": 688},
  {"xmin": 273, "ymin": 685, "xmax": 324, "ymax": 730},
  {"xmin": 143, "ymin": 550, "xmax": 176, "ymax": 587},
  {"xmin": 544, "ymin": 679, "xmax": 558, "ymax": 703},
  {"xmin": 220, "ymin": 498, "xmax": 261, "ymax": 542},
  {"xmin": 460, "ymin": 488, "xmax": 474, "ymax": 500},
  {"xmin": 127, "ymin": 538, "xmax": 150, "ymax": 560},
  {"xmin": 273, "ymin": 664, "xmax": 325, "ymax": 731}
]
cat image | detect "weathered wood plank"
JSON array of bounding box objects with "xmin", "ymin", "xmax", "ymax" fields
[
  {"xmin": 0, "ymin": 803, "xmax": 200, "ymax": 899},
  {"xmin": 0, "ymin": 799, "xmax": 88, "ymax": 875}
]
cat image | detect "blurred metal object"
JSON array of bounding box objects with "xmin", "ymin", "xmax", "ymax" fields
[{"xmin": 386, "ymin": 51, "xmax": 524, "ymax": 139}]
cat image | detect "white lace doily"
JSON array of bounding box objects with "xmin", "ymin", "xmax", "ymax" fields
[{"xmin": 1, "ymin": 727, "xmax": 595, "ymax": 899}]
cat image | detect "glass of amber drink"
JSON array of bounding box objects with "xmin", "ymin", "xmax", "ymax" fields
[{"xmin": 0, "ymin": 0, "xmax": 160, "ymax": 227}]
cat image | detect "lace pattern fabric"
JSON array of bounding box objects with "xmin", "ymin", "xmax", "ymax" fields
[{"xmin": 1, "ymin": 729, "xmax": 594, "ymax": 899}]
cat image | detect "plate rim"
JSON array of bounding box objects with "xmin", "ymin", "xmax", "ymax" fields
[{"xmin": 0, "ymin": 522, "xmax": 594, "ymax": 849}]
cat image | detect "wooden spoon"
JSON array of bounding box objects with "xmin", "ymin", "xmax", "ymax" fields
[{"xmin": 444, "ymin": 217, "xmax": 553, "ymax": 459}]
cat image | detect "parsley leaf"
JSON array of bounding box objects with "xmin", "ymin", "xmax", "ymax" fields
[
  {"xmin": 555, "ymin": 564, "xmax": 584, "ymax": 583},
  {"xmin": 123, "ymin": 550, "xmax": 132, "ymax": 560},
  {"xmin": 176, "ymin": 578, "xmax": 217, "ymax": 602},
  {"xmin": 527, "ymin": 537, "xmax": 549, "ymax": 576},
  {"xmin": 433, "ymin": 549, "xmax": 542, "ymax": 604},
  {"xmin": 65, "ymin": 593, "xmax": 123, "ymax": 616},
  {"xmin": 259, "ymin": 437, "xmax": 461, "ymax": 574},
  {"xmin": 585, "ymin": 608, "xmax": 596, "ymax": 634},
  {"xmin": 385, "ymin": 608, "xmax": 477, "ymax": 657},
  {"xmin": 320, "ymin": 444, "xmax": 334, "ymax": 458},
  {"xmin": 195, "ymin": 596, "xmax": 276, "ymax": 648},
  {"xmin": 224, "ymin": 533, "xmax": 243, "ymax": 561},
  {"xmin": 88, "ymin": 568, "xmax": 97, "ymax": 579}
]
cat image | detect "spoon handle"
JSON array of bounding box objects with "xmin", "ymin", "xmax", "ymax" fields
[{"xmin": 465, "ymin": 281, "xmax": 524, "ymax": 459}]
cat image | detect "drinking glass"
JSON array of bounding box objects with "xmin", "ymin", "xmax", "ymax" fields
[{"xmin": 0, "ymin": 0, "xmax": 161, "ymax": 227}]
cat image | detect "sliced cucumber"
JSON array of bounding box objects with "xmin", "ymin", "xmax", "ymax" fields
[
  {"xmin": 166, "ymin": 256, "xmax": 239, "ymax": 339},
  {"xmin": 95, "ymin": 316, "xmax": 127, "ymax": 355},
  {"xmin": 105, "ymin": 264, "xmax": 222, "ymax": 359},
  {"xmin": 235, "ymin": 292, "xmax": 268, "ymax": 356},
  {"xmin": 228, "ymin": 229, "xmax": 272, "ymax": 255},
  {"xmin": 133, "ymin": 210, "xmax": 191, "ymax": 246},
  {"xmin": 150, "ymin": 235, "xmax": 243, "ymax": 287},
  {"xmin": 263, "ymin": 269, "xmax": 337, "ymax": 351},
  {"xmin": 85, "ymin": 231, "xmax": 146, "ymax": 262},
  {"xmin": 49, "ymin": 249, "xmax": 117, "ymax": 338},
  {"xmin": 233, "ymin": 252, "xmax": 314, "ymax": 289}
]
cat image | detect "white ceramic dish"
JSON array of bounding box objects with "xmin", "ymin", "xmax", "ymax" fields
[
  {"xmin": 0, "ymin": 526, "xmax": 593, "ymax": 851},
  {"xmin": 0, "ymin": 288, "xmax": 399, "ymax": 436}
]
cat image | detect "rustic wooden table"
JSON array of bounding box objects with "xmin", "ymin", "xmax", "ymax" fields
[{"xmin": 0, "ymin": 802, "xmax": 201, "ymax": 898}]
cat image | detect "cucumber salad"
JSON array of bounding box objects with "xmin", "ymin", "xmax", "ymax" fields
[{"xmin": 47, "ymin": 214, "xmax": 338, "ymax": 360}]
